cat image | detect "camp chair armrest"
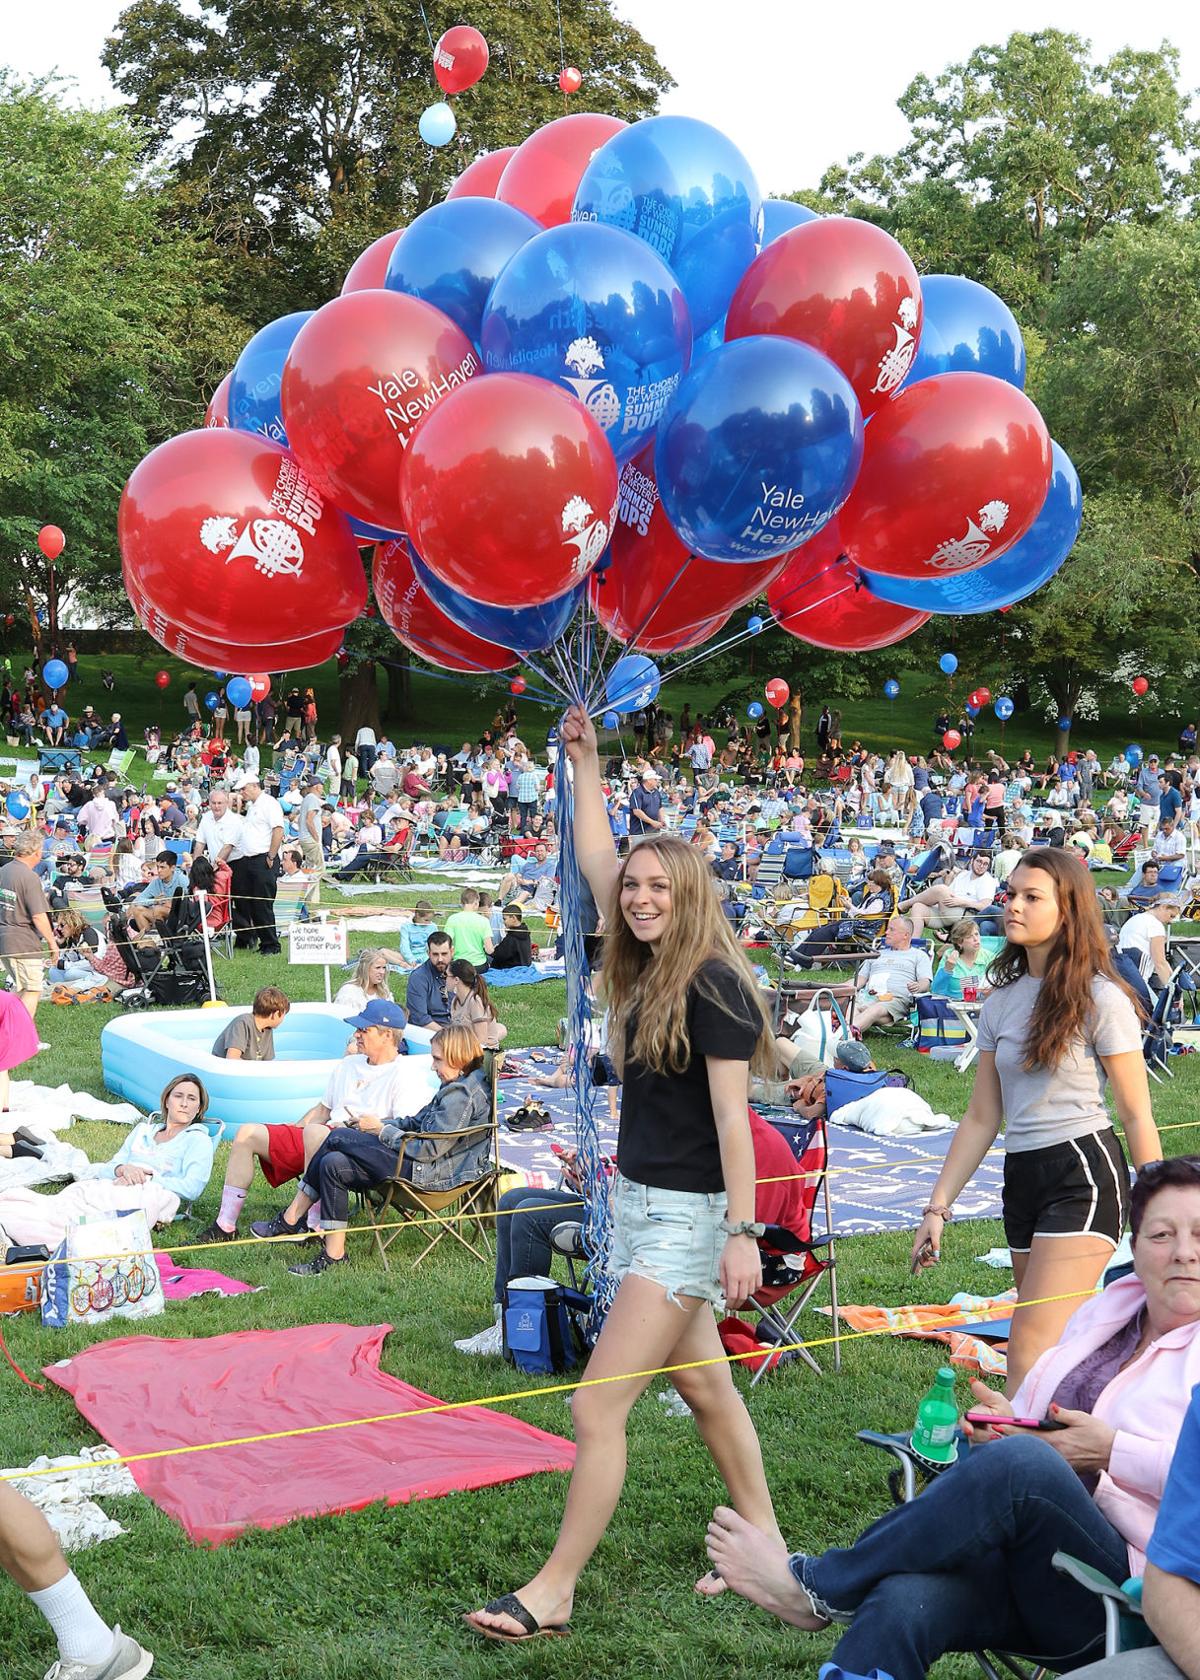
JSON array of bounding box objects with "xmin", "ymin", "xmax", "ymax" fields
[
  {"xmin": 391, "ymin": 1118, "xmax": 495, "ymax": 1171},
  {"xmin": 1052, "ymin": 1552, "xmax": 1145, "ymax": 1617},
  {"xmin": 760, "ymin": 1225, "xmax": 834, "ymax": 1253}
]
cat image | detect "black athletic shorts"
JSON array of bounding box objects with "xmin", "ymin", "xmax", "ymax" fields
[{"xmin": 1002, "ymin": 1128, "xmax": 1130, "ymax": 1253}]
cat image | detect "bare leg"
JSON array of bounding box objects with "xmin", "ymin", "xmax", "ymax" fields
[
  {"xmin": 224, "ymin": 1123, "xmax": 272, "ymax": 1190},
  {"xmin": 0, "ymin": 1482, "xmax": 69, "ymax": 1591},
  {"xmin": 1005, "ymin": 1234, "xmax": 1114, "ymax": 1396},
  {"xmin": 301, "ymin": 1120, "xmax": 330, "ymax": 1166},
  {"xmin": 465, "ymin": 1273, "xmax": 707, "ymax": 1637},
  {"xmin": 19, "ymin": 988, "xmax": 41, "ymax": 1020},
  {"xmin": 704, "ymin": 1507, "xmax": 828, "ymax": 1630}
]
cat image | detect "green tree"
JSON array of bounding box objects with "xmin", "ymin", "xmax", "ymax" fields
[
  {"xmin": 1040, "ymin": 221, "xmax": 1200, "ymax": 536},
  {"xmin": 810, "ymin": 32, "xmax": 1198, "ymax": 310},
  {"xmin": 103, "ymin": 0, "xmax": 672, "ymax": 323},
  {"xmin": 0, "ymin": 76, "xmax": 244, "ymax": 644}
]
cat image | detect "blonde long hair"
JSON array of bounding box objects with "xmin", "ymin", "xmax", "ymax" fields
[{"xmin": 602, "ymin": 837, "xmax": 772, "ymax": 1077}]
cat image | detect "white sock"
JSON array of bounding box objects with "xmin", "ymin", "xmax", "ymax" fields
[
  {"xmin": 217, "ymin": 1185, "xmax": 246, "ymax": 1233},
  {"xmin": 29, "ymin": 1572, "xmax": 114, "ymax": 1664},
  {"xmin": 306, "ymin": 1200, "xmax": 322, "ymax": 1230}
]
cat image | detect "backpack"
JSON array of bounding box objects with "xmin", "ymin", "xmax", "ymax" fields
[{"xmin": 502, "ymin": 1274, "xmax": 587, "ymax": 1375}]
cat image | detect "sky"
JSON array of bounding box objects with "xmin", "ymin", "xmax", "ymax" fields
[{"xmin": 6, "ymin": 1, "xmax": 1199, "ymax": 193}]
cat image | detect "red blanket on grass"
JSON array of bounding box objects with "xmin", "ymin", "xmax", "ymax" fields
[{"xmin": 45, "ymin": 1321, "xmax": 575, "ymax": 1545}]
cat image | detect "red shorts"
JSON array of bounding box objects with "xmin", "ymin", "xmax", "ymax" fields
[{"xmin": 260, "ymin": 1125, "xmax": 307, "ymax": 1189}]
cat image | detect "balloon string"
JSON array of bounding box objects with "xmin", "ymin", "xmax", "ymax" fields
[
  {"xmin": 555, "ymin": 0, "xmax": 569, "ymax": 113},
  {"xmin": 417, "ymin": 0, "xmax": 436, "ymax": 56},
  {"xmin": 377, "ymin": 658, "xmax": 557, "ymax": 705}
]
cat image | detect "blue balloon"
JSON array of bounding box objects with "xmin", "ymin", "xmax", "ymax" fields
[
  {"xmin": 994, "ymin": 696, "xmax": 1015, "ymax": 721},
  {"xmin": 409, "ymin": 547, "xmax": 583, "ymax": 654},
  {"xmin": 229, "ymin": 311, "xmax": 313, "ymax": 445},
  {"xmin": 748, "ymin": 701, "xmax": 764, "ymax": 718},
  {"xmin": 1125, "ymin": 744, "xmax": 1144, "ymax": 768},
  {"xmin": 5, "ymin": 791, "xmax": 30, "ymax": 819},
  {"xmin": 903, "ymin": 274, "xmax": 1026, "ymax": 391},
  {"xmin": 1058, "ymin": 717, "xmax": 1073, "ymax": 731},
  {"xmin": 602, "ymin": 711, "xmax": 620, "ymax": 730},
  {"xmin": 350, "ymin": 515, "xmax": 406, "ymax": 544},
  {"xmin": 883, "ymin": 679, "xmax": 901, "ymax": 699},
  {"xmin": 213, "ymin": 672, "xmax": 226, "ymax": 680},
  {"xmin": 204, "ymin": 691, "xmax": 219, "ymax": 711},
  {"xmin": 572, "ymin": 115, "xmax": 761, "ymax": 337},
  {"xmin": 418, "ymin": 102, "xmax": 456, "ymax": 147},
  {"xmin": 386, "ymin": 199, "xmax": 541, "ymax": 346},
  {"xmin": 41, "ymin": 659, "xmax": 68, "ymax": 690},
  {"xmin": 747, "ymin": 615, "xmax": 764, "ymax": 635},
  {"xmin": 938, "ymin": 653, "xmax": 958, "ymax": 675},
  {"xmin": 655, "ymin": 336, "xmax": 863, "ymax": 564},
  {"xmin": 606, "ymin": 653, "xmax": 660, "ymax": 713},
  {"xmin": 481, "ymin": 222, "xmax": 691, "ymax": 466},
  {"xmin": 965, "ymin": 702, "xmax": 979, "ymax": 717},
  {"xmin": 863, "ymin": 442, "xmax": 1082, "ymax": 614},
  {"xmin": 226, "ymin": 676, "xmax": 253, "ymax": 710},
  {"xmin": 760, "ymin": 198, "xmax": 818, "ymax": 247}
]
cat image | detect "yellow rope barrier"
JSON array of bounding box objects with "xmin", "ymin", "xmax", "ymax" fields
[{"xmin": 0, "ymin": 1284, "xmax": 1089, "ymax": 1485}]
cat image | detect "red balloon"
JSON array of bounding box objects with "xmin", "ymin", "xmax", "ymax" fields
[
  {"xmin": 765, "ymin": 678, "xmax": 790, "ymax": 708},
  {"xmin": 510, "ymin": 676, "xmax": 527, "ymax": 695},
  {"xmin": 1132, "ymin": 676, "xmax": 1149, "ymax": 697},
  {"xmin": 433, "ymin": 25, "xmax": 489, "ymax": 95},
  {"xmin": 632, "ymin": 614, "xmax": 730, "ymax": 655},
  {"xmin": 154, "ymin": 670, "xmax": 170, "ymax": 688},
  {"xmin": 374, "ymin": 541, "xmax": 518, "ymax": 672},
  {"xmin": 401, "ymin": 372, "xmax": 619, "ymax": 609},
  {"xmin": 727, "ymin": 217, "xmax": 923, "ymax": 419},
  {"xmin": 967, "ymin": 689, "xmax": 983, "ymax": 709},
  {"xmin": 559, "ymin": 67, "xmax": 582, "ymax": 94},
  {"xmin": 119, "ymin": 429, "xmax": 367, "ymax": 646},
  {"xmin": 249, "ymin": 674, "xmax": 271, "ymax": 701},
  {"xmin": 446, "ymin": 147, "xmax": 517, "ymax": 200},
  {"xmin": 281, "ymin": 290, "xmax": 480, "ymax": 532},
  {"xmin": 589, "ymin": 568, "xmax": 728, "ymax": 652},
  {"xmin": 838, "ymin": 373, "xmax": 1052, "ymax": 581},
  {"xmin": 340, "ymin": 228, "xmax": 405, "ymax": 295},
  {"xmin": 603, "ymin": 448, "xmax": 788, "ymax": 641},
  {"xmin": 943, "ymin": 730, "xmax": 962, "ymax": 751},
  {"xmin": 497, "ymin": 113, "xmax": 627, "ymax": 227},
  {"xmin": 37, "ymin": 524, "xmax": 65, "ymax": 561},
  {"xmin": 768, "ymin": 521, "xmax": 930, "ymax": 651},
  {"xmin": 975, "ymin": 685, "xmax": 992, "ymax": 704},
  {"xmin": 204, "ymin": 372, "xmax": 231, "ymax": 429},
  {"xmin": 134, "ymin": 599, "xmax": 345, "ymax": 674}
]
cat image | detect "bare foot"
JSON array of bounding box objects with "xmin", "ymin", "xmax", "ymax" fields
[
  {"xmin": 464, "ymin": 1581, "xmax": 573, "ymax": 1641},
  {"xmin": 695, "ymin": 1567, "xmax": 727, "ymax": 1597},
  {"xmin": 705, "ymin": 1506, "xmax": 829, "ymax": 1630}
]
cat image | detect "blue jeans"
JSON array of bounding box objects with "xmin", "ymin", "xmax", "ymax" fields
[
  {"xmin": 797, "ymin": 1434, "xmax": 1129, "ymax": 1680},
  {"xmin": 493, "ymin": 1187, "xmax": 583, "ymax": 1303},
  {"xmin": 301, "ymin": 1130, "xmax": 399, "ymax": 1229}
]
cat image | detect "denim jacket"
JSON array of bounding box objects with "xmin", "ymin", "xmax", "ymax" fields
[{"xmin": 378, "ymin": 1069, "xmax": 492, "ymax": 1190}]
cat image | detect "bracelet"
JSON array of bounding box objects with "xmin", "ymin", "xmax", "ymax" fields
[
  {"xmin": 721, "ymin": 1219, "xmax": 767, "ymax": 1238},
  {"xmin": 922, "ymin": 1204, "xmax": 953, "ymax": 1222}
]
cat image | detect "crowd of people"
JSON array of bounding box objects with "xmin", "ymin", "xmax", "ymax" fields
[{"xmin": 4, "ymin": 668, "xmax": 1200, "ymax": 1678}]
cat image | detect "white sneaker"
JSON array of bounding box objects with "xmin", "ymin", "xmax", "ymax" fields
[
  {"xmin": 44, "ymin": 1627, "xmax": 154, "ymax": 1680},
  {"xmin": 453, "ymin": 1320, "xmax": 504, "ymax": 1356}
]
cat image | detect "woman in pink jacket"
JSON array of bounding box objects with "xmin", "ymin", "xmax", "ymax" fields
[{"xmin": 705, "ymin": 1156, "xmax": 1200, "ymax": 1680}]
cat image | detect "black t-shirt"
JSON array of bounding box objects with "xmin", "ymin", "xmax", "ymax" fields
[{"xmin": 617, "ymin": 958, "xmax": 763, "ymax": 1194}]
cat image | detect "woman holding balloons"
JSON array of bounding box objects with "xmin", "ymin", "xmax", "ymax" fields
[{"xmin": 467, "ymin": 703, "xmax": 785, "ymax": 1643}]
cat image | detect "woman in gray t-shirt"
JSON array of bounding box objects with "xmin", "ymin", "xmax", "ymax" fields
[{"xmin": 912, "ymin": 848, "xmax": 1160, "ymax": 1393}]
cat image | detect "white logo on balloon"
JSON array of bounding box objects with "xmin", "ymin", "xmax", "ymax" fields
[
  {"xmin": 562, "ymin": 495, "xmax": 611, "ymax": 580},
  {"xmin": 872, "ymin": 294, "xmax": 919, "ymax": 396},
  {"xmin": 562, "ymin": 337, "xmax": 622, "ymax": 431},
  {"xmin": 200, "ymin": 516, "xmax": 305, "ymax": 578},
  {"xmin": 925, "ymin": 501, "xmax": 1010, "ymax": 572}
]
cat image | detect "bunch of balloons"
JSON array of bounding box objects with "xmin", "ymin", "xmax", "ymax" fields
[{"xmin": 117, "ymin": 104, "xmax": 1079, "ymax": 690}]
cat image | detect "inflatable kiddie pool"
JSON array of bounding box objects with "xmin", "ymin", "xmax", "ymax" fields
[{"xmin": 102, "ymin": 1003, "xmax": 438, "ymax": 1138}]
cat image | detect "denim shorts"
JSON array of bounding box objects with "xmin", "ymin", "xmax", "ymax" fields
[{"xmin": 609, "ymin": 1173, "xmax": 728, "ymax": 1307}]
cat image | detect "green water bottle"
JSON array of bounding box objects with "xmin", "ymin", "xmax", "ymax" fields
[{"xmin": 910, "ymin": 1366, "xmax": 959, "ymax": 1467}]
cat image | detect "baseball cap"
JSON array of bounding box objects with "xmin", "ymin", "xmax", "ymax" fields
[
  {"xmin": 343, "ymin": 998, "xmax": 407, "ymax": 1031},
  {"xmin": 834, "ymin": 1039, "xmax": 875, "ymax": 1073}
]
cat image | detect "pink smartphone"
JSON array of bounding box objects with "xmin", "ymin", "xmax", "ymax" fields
[{"xmin": 964, "ymin": 1410, "xmax": 1066, "ymax": 1432}]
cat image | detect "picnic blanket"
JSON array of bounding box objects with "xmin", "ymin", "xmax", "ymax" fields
[
  {"xmin": 495, "ymin": 1051, "xmax": 1005, "ymax": 1235},
  {"xmin": 485, "ymin": 962, "xmax": 566, "ymax": 987},
  {"xmin": 45, "ymin": 1322, "xmax": 575, "ymax": 1545},
  {"xmin": 0, "ymin": 1447, "xmax": 140, "ymax": 1552},
  {"xmin": 831, "ymin": 1291, "xmax": 1017, "ymax": 1377},
  {"xmin": 156, "ymin": 1254, "xmax": 262, "ymax": 1300},
  {"xmin": 0, "ymin": 1138, "xmax": 90, "ymax": 1195},
  {"xmin": 2, "ymin": 1081, "xmax": 142, "ymax": 1132}
]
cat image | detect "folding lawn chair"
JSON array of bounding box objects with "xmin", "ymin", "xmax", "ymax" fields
[
  {"xmin": 274, "ymin": 876, "xmax": 318, "ymax": 941},
  {"xmin": 751, "ymin": 849, "xmax": 785, "ymax": 898},
  {"xmin": 738, "ymin": 1112, "xmax": 840, "ymax": 1385},
  {"xmin": 369, "ymin": 1057, "xmax": 501, "ymax": 1269}
]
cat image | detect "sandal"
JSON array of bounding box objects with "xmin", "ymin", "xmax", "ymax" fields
[{"xmin": 464, "ymin": 1592, "xmax": 572, "ymax": 1643}]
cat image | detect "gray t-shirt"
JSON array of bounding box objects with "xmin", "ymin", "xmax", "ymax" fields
[
  {"xmin": 211, "ymin": 1013, "xmax": 276, "ymax": 1062},
  {"xmin": 976, "ymin": 973, "xmax": 1141, "ymax": 1152},
  {"xmin": 0, "ymin": 859, "xmax": 50, "ymax": 955},
  {"xmin": 296, "ymin": 793, "xmax": 323, "ymax": 848},
  {"xmin": 857, "ymin": 946, "xmax": 932, "ymax": 998}
]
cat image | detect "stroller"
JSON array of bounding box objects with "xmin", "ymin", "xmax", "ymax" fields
[{"xmin": 110, "ymin": 891, "xmax": 214, "ymax": 1009}]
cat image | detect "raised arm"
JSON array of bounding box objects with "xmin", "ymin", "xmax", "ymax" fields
[{"xmin": 561, "ymin": 703, "xmax": 620, "ymax": 910}]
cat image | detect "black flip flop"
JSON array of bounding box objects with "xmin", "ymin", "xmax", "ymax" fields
[{"xmin": 464, "ymin": 1593, "xmax": 572, "ymax": 1643}]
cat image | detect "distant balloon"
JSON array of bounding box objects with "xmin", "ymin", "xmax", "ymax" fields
[
  {"xmin": 204, "ymin": 691, "xmax": 219, "ymax": 711},
  {"xmin": 226, "ymin": 676, "xmax": 253, "ymax": 709},
  {"xmin": 747, "ymin": 701, "xmax": 764, "ymax": 719},
  {"xmin": 38, "ymin": 525, "xmax": 65, "ymax": 561},
  {"xmin": 5, "ymin": 791, "xmax": 30, "ymax": 819},
  {"xmin": 510, "ymin": 676, "xmax": 526, "ymax": 696},
  {"xmin": 764, "ymin": 678, "xmax": 789, "ymax": 708},
  {"xmin": 419, "ymin": 103, "xmax": 457, "ymax": 148},
  {"xmin": 1132, "ymin": 676, "xmax": 1149, "ymax": 697},
  {"xmin": 1125, "ymin": 744, "xmax": 1143, "ymax": 768},
  {"xmin": 41, "ymin": 659, "xmax": 68, "ymax": 690},
  {"xmin": 884, "ymin": 679, "xmax": 900, "ymax": 699},
  {"xmin": 559, "ymin": 67, "xmax": 582, "ymax": 94},
  {"xmin": 939, "ymin": 653, "xmax": 958, "ymax": 675},
  {"xmin": 154, "ymin": 670, "xmax": 170, "ymax": 689},
  {"xmin": 943, "ymin": 730, "xmax": 962, "ymax": 751},
  {"xmin": 602, "ymin": 711, "xmax": 619, "ymax": 730},
  {"xmin": 994, "ymin": 697, "xmax": 1014, "ymax": 721},
  {"xmin": 433, "ymin": 25, "xmax": 489, "ymax": 94},
  {"xmin": 1058, "ymin": 716, "xmax": 1073, "ymax": 731}
]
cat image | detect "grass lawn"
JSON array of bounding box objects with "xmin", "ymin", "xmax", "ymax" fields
[{"xmin": 4, "ymin": 874, "xmax": 1200, "ymax": 1680}]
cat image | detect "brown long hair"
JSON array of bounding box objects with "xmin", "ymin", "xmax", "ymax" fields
[
  {"xmin": 987, "ymin": 848, "xmax": 1140, "ymax": 1070},
  {"xmin": 602, "ymin": 837, "xmax": 772, "ymax": 1077}
]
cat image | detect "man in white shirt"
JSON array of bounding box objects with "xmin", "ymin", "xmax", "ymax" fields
[
  {"xmin": 1152, "ymin": 817, "xmax": 1187, "ymax": 865},
  {"xmin": 193, "ymin": 788, "xmax": 243, "ymax": 867},
  {"xmin": 901, "ymin": 851, "xmax": 1000, "ymax": 937},
  {"xmin": 852, "ymin": 916, "xmax": 934, "ymax": 1030},
  {"xmin": 230, "ymin": 775, "xmax": 285, "ymax": 954},
  {"xmin": 1117, "ymin": 896, "xmax": 1180, "ymax": 989}
]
